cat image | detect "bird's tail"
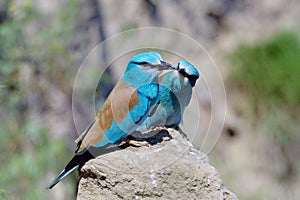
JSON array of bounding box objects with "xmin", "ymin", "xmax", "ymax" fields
[
  {"xmin": 47, "ymin": 150, "xmax": 94, "ymax": 189},
  {"xmin": 47, "ymin": 165, "xmax": 78, "ymax": 189}
]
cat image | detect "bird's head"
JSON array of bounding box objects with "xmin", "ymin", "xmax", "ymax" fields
[
  {"xmin": 126, "ymin": 52, "xmax": 176, "ymax": 73},
  {"xmin": 177, "ymin": 60, "xmax": 200, "ymax": 87}
]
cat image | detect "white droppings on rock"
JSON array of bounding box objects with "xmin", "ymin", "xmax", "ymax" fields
[
  {"xmin": 207, "ymin": 178, "xmax": 211, "ymax": 186},
  {"xmin": 150, "ymin": 170, "xmax": 157, "ymax": 188},
  {"xmin": 160, "ymin": 170, "xmax": 165, "ymax": 177}
]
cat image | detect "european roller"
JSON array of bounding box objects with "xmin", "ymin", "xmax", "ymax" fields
[
  {"xmin": 137, "ymin": 60, "xmax": 200, "ymax": 131},
  {"xmin": 47, "ymin": 53, "xmax": 200, "ymax": 189},
  {"xmin": 47, "ymin": 52, "xmax": 175, "ymax": 189}
]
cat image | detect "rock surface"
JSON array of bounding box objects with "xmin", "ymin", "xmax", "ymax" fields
[{"xmin": 77, "ymin": 128, "xmax": 238, "ymax": 200}]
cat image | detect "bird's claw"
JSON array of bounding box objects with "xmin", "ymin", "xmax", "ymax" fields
[{"xmin": 162, "ymin": 136, "xmax": 171, "ymax": 141}]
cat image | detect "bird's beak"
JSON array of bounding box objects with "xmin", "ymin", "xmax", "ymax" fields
[{"xmin": 160, "ymin": 61, "xmax": 176, "ymax": 70}]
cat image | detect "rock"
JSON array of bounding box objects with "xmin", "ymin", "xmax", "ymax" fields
[{"xmin": 77, "ymin": 128, "xmax": 238, "ymax": 200}]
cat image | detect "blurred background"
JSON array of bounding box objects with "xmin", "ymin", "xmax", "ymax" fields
[{"xmin": 0, "ymin": 0, "xmax": 299, "ymax": 199}]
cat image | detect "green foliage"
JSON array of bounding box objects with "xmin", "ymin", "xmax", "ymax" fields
[
  {"xmin": 229, "ymin": 31, "xmax": 300, "ymax": 181},
  {"xmin": 0, "ymin": 127, "xmax": 68, "ymax": 199},
  {"xmin": 230, "ymin": 31, "xmax": 300, "ymax": 114},
  {"xmin": 0, "ymin": 1, "xmax": 79, "ymax": 199}
]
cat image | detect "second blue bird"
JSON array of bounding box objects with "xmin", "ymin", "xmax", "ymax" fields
[{"xmin": 137, "ymin": 59, "xmax": 200, "ymax": 131}]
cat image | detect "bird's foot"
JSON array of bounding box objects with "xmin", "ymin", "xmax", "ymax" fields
[
  {"xmin": 162, "ymin": 136, "xmax": 171, "ymax": 141},
  {"xmin": 128, "ymin": 140, "xmax": 149, "ymax": 147}
]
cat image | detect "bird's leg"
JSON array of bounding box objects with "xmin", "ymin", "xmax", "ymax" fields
[
  {"xmin": 162, "ymin": 136, "xmax": 171, "ymax": 141},
  {"xmin": 117, "ymin": 133, "xmax": 150, "ymax": 147}
]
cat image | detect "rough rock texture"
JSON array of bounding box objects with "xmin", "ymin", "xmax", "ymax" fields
[{"xmin": 77, "ymin": 129, "xmax": 238, "ymax": 200}]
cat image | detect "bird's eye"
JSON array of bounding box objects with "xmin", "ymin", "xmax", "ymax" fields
[{"xmin": 131, "ymin": 61, "xmax": 150, "ymax": 65}]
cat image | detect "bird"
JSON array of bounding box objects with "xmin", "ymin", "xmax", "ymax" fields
[
  {"xmin": 47, "ymin": 53, "xmax": 201, "ymax": 189},
  {"xmin": 47, "ymin": 52, "xmax": 176, "ymax": 189},
  {"xmin": 137, "ymin": 59, "xmax": 200, "ymax": 132}
]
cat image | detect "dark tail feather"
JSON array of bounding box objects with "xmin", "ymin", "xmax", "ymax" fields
[
  {"xmin": 47, "ymin": 150, "xmax": 94, "ymax": 189},
  {"xmin": 46, "ymin": 166, "xmax": 78, "ymax": 189}
]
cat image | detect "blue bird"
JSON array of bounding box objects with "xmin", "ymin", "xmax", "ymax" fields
[
  {"xmin": 47, "ymin": 52, "xmax": 175, "ymax": 189},
  {"xmin": 137, "ymin": 60, "xmax": 200, "ymax": 131}
]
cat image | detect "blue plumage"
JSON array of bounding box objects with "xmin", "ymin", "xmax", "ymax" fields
[
  {"xmin": 47, "ymin": 53, "xmax": 199, "ymax": 189},
  {"xmin": 47, "ymin": 52, "xmax": 171, "ymax": 189},
  {"xmin": 138, "ymin": 59, "xmax": 200, "ymax": 131}
]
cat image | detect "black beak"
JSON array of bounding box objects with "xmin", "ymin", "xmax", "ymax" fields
[{"xmin": 160, "ymin": 61, "xmax": 176, "ymax": 70}]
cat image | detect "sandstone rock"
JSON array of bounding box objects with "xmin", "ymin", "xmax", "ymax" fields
[{"xmin": 77, "ymin": 128, "xmax": 238, "ymax": 200}]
